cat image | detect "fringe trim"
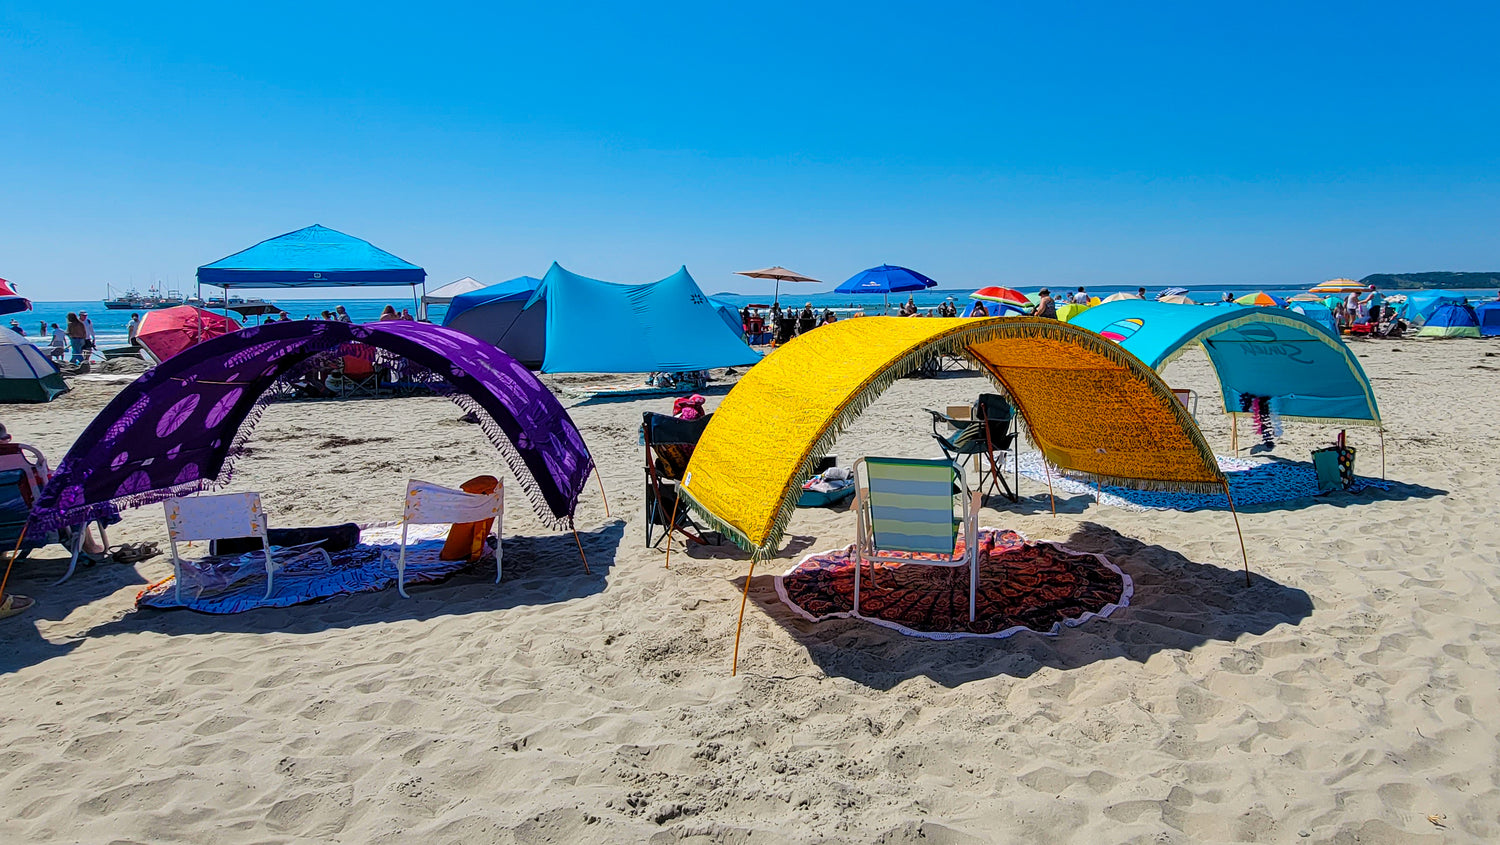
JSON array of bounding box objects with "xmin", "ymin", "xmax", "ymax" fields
[
  {"xmin": 680, "ymin": 317, "xmax": 1223, "ymax": 559},
  {"xmin": 30, "ymin": 336, "xmax": 581, "ymax": 533}
]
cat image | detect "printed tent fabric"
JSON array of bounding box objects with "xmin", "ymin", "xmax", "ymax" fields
[
  {"xmin": 136, "ymin": 307, "xmax": 242, "ymax": 363},
  {"xmin": 1415, "ymin": 303, "xmax": 1480, "ymax": 338},
  {"xmin": 529, "ymin": 263, "xmax": 761, "ymax": 374},
  {"xmin": 679, "ymin": 316, "xmax": 1223, "ymax": 557},
  {"xmin": 442, "ymin": 276, "xmax": 547, "ymax": 368},
  {"xmin": 1072, "ymin": 301, "xmax": 1380, "ymax": 425},
  {"xmin": 197, "ymin": 224, "xmax": 425, "ymax": 289},
  {"xmin": 1475, "ymin": 302, "xmax": 1500, "ymax": 337},
  {"xmin": 0, "ymin": 327, "xmax": 67, "ymax": 403},
  {"xmin": 28, "ymin": 320, "xmax": 593, "ymax": 534}
]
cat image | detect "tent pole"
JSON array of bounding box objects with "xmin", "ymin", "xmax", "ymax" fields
[
  {"xmin": 1222, "ymin": 480, "xmax": 1251, "ymax": 587},
  {"xmin": 593, "ymin": 467, "xmax": 611, "ymax": 518},
  {"xmin": 571, "ymin": 527, "xmax": 591, "ymax": 574},
  {"xmin": 1379, "ymin": 428, "xmax": 1386, "ymax": 480},
  {"xmin": 731, "ymin": 555, "xmax": 759, "ymax": 676},
  {"xmin": 664, "ymin": 494, "xmax": 682, "ymax": 569},
  {"xmin": 1231, "ymin": 414, "xmax": 1238, "ymax": 455},
  {"xmin": 1043, "ymin": 457, "xmax": 1056, "ymax": 516},
  {"xmin": 0, "ymin": 523, "xmax": 29, "ymax": 601}
]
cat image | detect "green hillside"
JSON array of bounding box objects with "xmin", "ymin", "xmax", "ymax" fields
[{"xmin": 1360, "ymin": 271, "xmax": 1500, "ymax": 290}]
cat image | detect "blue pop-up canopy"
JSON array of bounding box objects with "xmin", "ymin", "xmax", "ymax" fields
[
  {"xmin": 1072, "ymin": 300, "xmax": 1380, "ymax": 425},
  {"xmin": 197, "ymin": 225, "xmax": 426, "ymax": 289},
  {"xmin": 531, "ymin": 264, "xmax": 761, "ymax": 374}
]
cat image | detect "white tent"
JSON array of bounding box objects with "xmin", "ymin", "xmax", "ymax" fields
[{"xmin": 419, "ymin": 277, "xmax": 486, "ymax": 320}]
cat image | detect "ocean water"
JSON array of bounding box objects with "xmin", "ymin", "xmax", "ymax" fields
[{"xmin": 23, "ymin": 299, "xmax": 433, "ymax": 349}]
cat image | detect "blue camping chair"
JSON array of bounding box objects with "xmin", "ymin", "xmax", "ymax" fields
[{"xmin": 852, "ymin": 457, "xmax": 981, "ymax": 621}]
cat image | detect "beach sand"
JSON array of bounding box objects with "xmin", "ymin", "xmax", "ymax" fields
[{"xmin": 1, "ymin": 339, "xmax": 1497, "ymax": 843}]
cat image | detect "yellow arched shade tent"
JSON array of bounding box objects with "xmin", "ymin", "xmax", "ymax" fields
[
  {"xmin": 676, "ymin": 316, "xmax": 1246, "ymax": 672},
  {"xmin": 681, "ymin": 316, "xmax": 1225, "ymax": 558}
]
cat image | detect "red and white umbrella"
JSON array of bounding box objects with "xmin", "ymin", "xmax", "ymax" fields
[
  {"xmin": 136, "ymin": 306, "xmax": 241, "ymax": 363},
  {"xmin": 0, "ymin": 279, "xmax": 31, "ymax": 316},
  {"xmin": 969, "ymin": 286, "xmax": 1030, "ymax": 308}
]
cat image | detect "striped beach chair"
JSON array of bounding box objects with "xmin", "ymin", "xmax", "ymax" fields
[{"xmin": 852, "ymin": 456, "xmax": 981, "ymax": 621}]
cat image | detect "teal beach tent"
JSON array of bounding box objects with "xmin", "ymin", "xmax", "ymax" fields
[
  {"xmin": 530, "ymin": 264, "xmax": 761, "ymax": 374},
  {"xmin": 0, "ymin": 328, "xmax": 67, "ymax": 403},
  {"xmin": 1072, "ymin": 301, "xmax": 1380, "ymax": 425}
]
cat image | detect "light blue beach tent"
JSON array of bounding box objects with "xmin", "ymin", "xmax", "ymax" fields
[
  {"xmin": 1071, "ymin": 300, "xmax": 1380, "ymax": 425},
  {"xmin": 529, "ymin": 264, "xmax": 761, "ymax": 374}
]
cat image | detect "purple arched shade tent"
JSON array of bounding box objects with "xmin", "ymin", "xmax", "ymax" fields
[{"xmin": 28, "ymin": 320, "xmax": 594, "ymax": 534}]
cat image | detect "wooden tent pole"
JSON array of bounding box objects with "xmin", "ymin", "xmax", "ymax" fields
[
  {"xmin": 732, "ymin": 555, "xmax": 759, "ymax": 676},
  {"xmin": 1222, "ymin": 480, "xmax": 1251, "ymax": 587},
  {"xmin": 593, "ymin": 467, "xmax": 611, "ymax": 518},
  {"xmin": 571, "ymin": 528, "xmax": 591, "ymax": 574},
  {"xmin": 1043, "ymin": 458, "xmax": 1056, "ymax": 516},
  {"xmin": 1379, "ymin": 428, "xmax": 1386, "ymax": 480}
]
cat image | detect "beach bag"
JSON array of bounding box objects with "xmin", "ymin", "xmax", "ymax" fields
[{"xmin": 1312, "ymin": 431, "xmax": 1356, "ymax": 493}]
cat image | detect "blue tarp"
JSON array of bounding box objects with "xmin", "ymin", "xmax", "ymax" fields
[
  {"xmin": 1476, "ymin": 302, "xmax": 1500, "ymax": 337},
  {"xmin": 198, "ymin": 224, "xmax": 426, "ymax": 288},
  {"xmin": 1290, "ymin": 302, "xmax": 1338, "ymax": 335},
  {"xmin": 531, "ymin": 264, "xmax": 761, "ymax": 373},
  {"xmin": 1071, "ymin": 301, "xmax": 1380, "ymax": 424}
]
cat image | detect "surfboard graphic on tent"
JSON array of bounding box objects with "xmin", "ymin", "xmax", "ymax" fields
[{"xmin": 1099, "ymin": 318, "xmax": 1144, "ymax": 343}]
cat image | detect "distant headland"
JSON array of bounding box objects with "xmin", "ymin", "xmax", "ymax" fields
[{"xmin": 1360, "ymin": 271, "xmax": 1500, "ymax": 290}]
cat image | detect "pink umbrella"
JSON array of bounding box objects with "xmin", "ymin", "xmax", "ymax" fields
[{"xmin": 136, "ymin": 306, "xmax": 241, "ymax": 363}]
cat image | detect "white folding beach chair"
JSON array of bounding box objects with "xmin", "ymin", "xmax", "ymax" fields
[
  {"xmin": 852, "ymin": 457, "xmax": 981, "ymax": 621},
  {"xmin": 164, "ymin": 492, "xmax": 330, "ymax": 602},
  {"xmin": 395, "ymin": 479, "xmax": 504, "ymax": 598}
]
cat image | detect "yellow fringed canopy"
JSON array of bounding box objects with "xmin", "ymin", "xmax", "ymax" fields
[{"xmin": 680, "ymin": 316, "xmax": 1224, "ymax": 557}]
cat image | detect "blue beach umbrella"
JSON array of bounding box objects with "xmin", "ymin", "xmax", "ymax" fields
[{"xmin": 835, "ymin": 264, "xmax": 938, "ymax": 313}]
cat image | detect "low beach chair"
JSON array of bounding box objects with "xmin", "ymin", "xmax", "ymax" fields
[
  {"xmin": 642, "ymin": 411, "xmax": 720, "ymax": 549},
  {"xmin": 852, "ymin": 457, "xmax": 981, "ymax": 621},
  {"xmin": 334, "ymin": 344, "xmax": 383, "ymax": 398},
  {"xmin": 164, "ymin": 492, "xmax": 330, "ymax": 602},
  {"xmin": 926, "ymin": 393, "xmax": 1018, "ymax": 502},
  {"xmin": 395, "ymin": 478, "xmax": 503, "ymax": 597}
]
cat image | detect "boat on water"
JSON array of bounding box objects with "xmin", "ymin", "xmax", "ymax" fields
[
  {"xmin": 191, "ymin": 293, "xmax": 279, "ymax": 316},
  {"xmin": 103, "ymin": 284, "xmax": 188, "ymax": 310}
]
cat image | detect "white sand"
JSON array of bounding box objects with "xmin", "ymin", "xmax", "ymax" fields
[{"xmin": 1, "ymin": 340, "xmax": 1497, "ymax": 843}]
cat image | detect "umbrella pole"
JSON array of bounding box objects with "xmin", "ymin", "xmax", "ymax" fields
[{"xmin": 731, "ymin": 554, "xmax": 759, "ymax": 676}]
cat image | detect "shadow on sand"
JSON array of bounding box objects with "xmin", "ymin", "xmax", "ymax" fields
[
  {"xmin": 739, "ymin": 520, "xmax": 1313, "ymax": 690},
  {"xmin": 1, "ymin": 520, "xmax": 625, "ymax": 673}
]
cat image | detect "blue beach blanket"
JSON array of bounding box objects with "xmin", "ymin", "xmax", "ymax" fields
[
  {"xmin": 137, "ymin": 524, "xmax": 486, "ymax": 613},
  {"xmin": 1011, "ymin": 453, "xmax": 1389, "ymax": 512}
]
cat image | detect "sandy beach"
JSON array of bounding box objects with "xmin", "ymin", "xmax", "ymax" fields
[{"xmin": 1, "ymin": 338, "xmax": 1497, "ymax": 843}]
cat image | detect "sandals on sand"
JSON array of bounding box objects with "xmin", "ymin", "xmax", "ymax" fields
[
  {"xmin": 108, "ymin": 542, "xmax": 161, "ymax": 565},
  {"xmin": 0, "ymin": 594, "xmax": 34, "ymax": 620}
]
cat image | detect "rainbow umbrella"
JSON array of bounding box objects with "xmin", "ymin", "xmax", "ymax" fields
[
  {"xmin": 1310, "ymin": 278, "xmax": 1367, "ymax": 294},
  {"xmin": 1234, "ymin": 291, "xmax": 1288, "ymax": 307},
  {"xmin": 970, "ymin": 286, "xmax": 1030, "ymax": 307}
]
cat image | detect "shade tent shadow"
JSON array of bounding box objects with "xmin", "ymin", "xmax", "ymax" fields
[
  {"xmin": 740, "ymin": 521, "xmax": 1313, "ymax": 690},
  {"xmin": 16, "ymin": 521, "xmax": 625, "ymax": 665},
  {"xmin": 0, "ymin": 554, "xmax": 148, "ymax": 674}
]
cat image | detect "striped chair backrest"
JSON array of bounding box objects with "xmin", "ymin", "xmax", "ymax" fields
[{"xmin": 864, "ymin": 457, "xmax": 957, "ymax": 555}]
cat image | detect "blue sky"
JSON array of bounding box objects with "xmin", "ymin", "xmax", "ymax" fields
[{"xmin": 4, "ymin": 1, "xmax": 1497, "ymax": 300}]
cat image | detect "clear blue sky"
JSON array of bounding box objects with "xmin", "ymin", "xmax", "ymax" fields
[{"xmin": 4, "ymin": 1, "xmax": 1497, "ymax": 300}]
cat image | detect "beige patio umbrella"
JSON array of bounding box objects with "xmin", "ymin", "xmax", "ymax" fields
[{"xmin": 735, "ymin": 266, "xmax": 821, "ymax": 306}]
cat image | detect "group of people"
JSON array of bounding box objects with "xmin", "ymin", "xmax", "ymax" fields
[
  {"xmin": 40, "ymin": 311, "xmax": 97, "ymax": 364},
  {"xmin": 1334, "ymin": 286, "xmax": 1389, "ymax": 329},
  {"xmin": 743, "ymin": 302, "xmax": 840, "ymax": 344}
]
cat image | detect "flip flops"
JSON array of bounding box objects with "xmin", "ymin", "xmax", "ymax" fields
[
  {"xmin": 108, "ymin": 542, "xmax": 161, "ymax": 564},
  {"xmin": 0, "ymin": 593, "xmax": 34, "ymax": 620}
]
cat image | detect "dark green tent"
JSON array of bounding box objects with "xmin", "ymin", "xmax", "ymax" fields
[{"xmin": 0, "ymin": 328, "xmax": 67, "ymax": 403}]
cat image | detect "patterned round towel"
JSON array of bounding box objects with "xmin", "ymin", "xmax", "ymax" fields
[{"xmin": 773, "ymin": 529, "xmax": 1132, "ymax": 640}]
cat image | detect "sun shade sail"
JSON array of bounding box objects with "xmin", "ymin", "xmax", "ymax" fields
[
  {"xmin": 679, "ymin": 316, "xmax": 1223, "ymax": 556},
  {"xmin": 197, "ymin": 225, "xmax": 426, "ymax": 288},
  {"xmin": 29, "ymin": 320, "xmax": 592, "ymax": 532},
  {"xmin": 1071, "ymin": 301, "xmax": 1380, "ymax": 424},
  {"xmin": 530, "ymin": 263, "xmax": 760, "ymax": 373}
]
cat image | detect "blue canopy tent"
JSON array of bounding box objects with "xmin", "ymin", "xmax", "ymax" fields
[
  {"xmin": 1072, "ymin": 300, "xmax": 1381, "ymax": 428},
  {"xmin": 835, "ymin": 264, "xmax": 938, "ymax": 313},
  {"xmin": 197, "ymin": 224, "xmax": 427, "ymax": 311},
  {"xmin": 530, "ymin": 264, "xmax": 761, "ymax": 374}
]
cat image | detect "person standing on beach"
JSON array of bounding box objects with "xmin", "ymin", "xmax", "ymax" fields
[
  {"xmin": 80, "ymin": 310, "xmax": 95, "ymax": 347},
  {"xmin": 1035, "ymin": 289, "xmax": 1058, "ymax": 319},
  {"xmin": 1073, "ymin": 287, "xmax": 1088, "ymax": 304},
  {"xmin": 65, "ymin": 312, "xmax": 86, "ymax": 363},
  {"xmin": 38, "ymin": 319, "xmax": 46, "ymax": 337},
  {"xmin": 1137, "ymin": 287, "xmax": 1147, "ymax": 299},
  {"xmin": 126, "ymin": 313, "xmax": 141, "ymax": 345},
  {"xmin": 334, "ymin": 305, "xmax": 352, "ymax": 322}
]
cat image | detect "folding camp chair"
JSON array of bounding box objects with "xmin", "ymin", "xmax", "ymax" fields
[
  {"xmin": 394, "ymin": 479, "xmax": 503, "ymax": 596},
  {"xmin": 334, "ymin": 343, "xmax": 383, "ymax": 398},
  {"xmin": 642, "ymin": 411, "xmax": 720, "ymax": 548},
  {"xmin": 926, "ymin": 393, "xmax": 1018, "ymax": 502},
  {"xmin": 0, "ymin": 443, "xmax": 112, "ymax": 582},
  {"xmin": 852, "ymin": 457, "xmax": 981, "ymax": 621},
  {"xmin": 164, "ymin": 492, "xmax": 331, "ymax": 602}
]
